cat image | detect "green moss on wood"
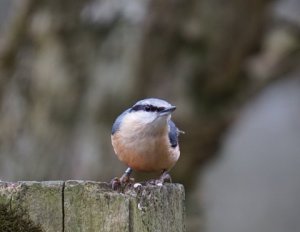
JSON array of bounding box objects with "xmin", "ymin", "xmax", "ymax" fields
[{"xmin": 0, "ymin": 203, "xmax": 43, "ymax": 232}]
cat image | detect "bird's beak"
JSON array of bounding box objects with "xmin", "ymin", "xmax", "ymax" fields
[{"xmin": 159, "ymin": 106, "xmax": 176, "ymax": 116}]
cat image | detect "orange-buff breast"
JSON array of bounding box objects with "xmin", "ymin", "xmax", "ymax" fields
[{"xmin": 111, "ymin": 133, "xmax": 180, "ymax": 172}]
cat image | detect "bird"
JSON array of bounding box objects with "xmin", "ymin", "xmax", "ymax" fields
[{"xmin": 111, "ymin": 98, "xmax": 182, "ymax": 188}]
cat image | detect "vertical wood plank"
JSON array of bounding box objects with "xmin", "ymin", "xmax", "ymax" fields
[
  {"xmin": 0, "ymin": 181, "xmax": 63, "ymax": 232},
  {"xmin": 127, "ymin": 184, "xmax": 185, "ymax": 232},
  {"xmin": 64, "ymin": 180, "xmax": 130, "ymax": 232}
]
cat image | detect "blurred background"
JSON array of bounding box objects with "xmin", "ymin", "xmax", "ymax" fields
[{"xmin": 0, "ymin": 0, "xmax": 300, "ymax": 231}]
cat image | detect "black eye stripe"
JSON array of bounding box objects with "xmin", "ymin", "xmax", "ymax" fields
[
  {"xmin": 130, "ymin": 104, "xmax": 165, "ymax": 112},
  {"xmin": 131, "ymin": 105, "xmax": 144, "ymax": 111},
  {"xmin": 145, "ymin": 105, "xmax": 151, "ymax": 111}
]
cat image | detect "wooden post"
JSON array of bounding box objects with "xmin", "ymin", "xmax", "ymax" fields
[{"xmin": 0, "ymin": 181, "xmax": 185, "ymax": 232}]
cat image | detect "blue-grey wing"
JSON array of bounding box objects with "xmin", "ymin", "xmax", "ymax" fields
[
  {"xmin": 168, "ymin": 120, "xmax": 179, "ymax": 148},
  {"xmin": 111, "ymin": 109, "xmax": 130, "ymax": 135}
]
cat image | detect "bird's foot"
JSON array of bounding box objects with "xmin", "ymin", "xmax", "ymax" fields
[
  {"xmin": 159, "ymin": 171, "xmax": 172, "ymax": 183},
  {"xmin": 111, "ymin": 176, "xmax": 135, "ymax": 191},
  {"xmin": 111, "ymin": 167, "xmax": 134, "ymax": 191},
  {"xmin": 111, "ymin": 177, "xmax": 122, "ymax": 191},
  {"xmin": 147, "ymin": 171, "xmax": 172, "ymax": 186}
]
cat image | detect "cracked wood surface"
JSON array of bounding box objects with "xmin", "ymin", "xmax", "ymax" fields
[{"xmin": 0, "ymin": 181, "xmax": 185, "ymax": 232}]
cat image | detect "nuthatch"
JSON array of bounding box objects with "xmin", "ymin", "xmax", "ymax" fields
[{"xmin": 111, "ymin": 98, "xmax": 181, "ymax": 188}]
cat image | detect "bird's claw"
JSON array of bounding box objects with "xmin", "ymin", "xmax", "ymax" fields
[
  {"xmin": 159, "ymin": 172, "xmax": 172, "ymax": 183},
  {"xmin": 147, "ymin": 172, "xmax": 172, "ymax": 186},
  {"xmin": 111, "ymin": 176, "xmax": 135, "ymax": 191},
  {"xmin": 111, "ymin": 177, "xmax": 122, "ymax": 191}
]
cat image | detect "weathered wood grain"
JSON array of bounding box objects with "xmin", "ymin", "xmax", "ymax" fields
[
  {"xmin": 0, "ymin": 181, "xmax": 63, "ymax": 232},
  {"xmin": 0, "ymin": 181, "xmax": 185, "ymax": 232},
  {"xmin": 128, "ymin": 184, "xmax": 185, "ymax": 232}
]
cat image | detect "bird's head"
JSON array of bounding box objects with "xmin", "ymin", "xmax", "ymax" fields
[{"xmin": 128, "ymin": 98, "xmax": 176, "ymax": 125}]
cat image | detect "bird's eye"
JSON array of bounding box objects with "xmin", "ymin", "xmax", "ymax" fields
[
  {"xmin": 153, "ymin": 106, "xmax": 158, "ymax": 111},
  {"xmin": 145, "ymin": 105, "xmax": 151, "ymax": 112},
  {"xmin": 158, "ymin": 107, "xmax": 165, "ymax": 112}
]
